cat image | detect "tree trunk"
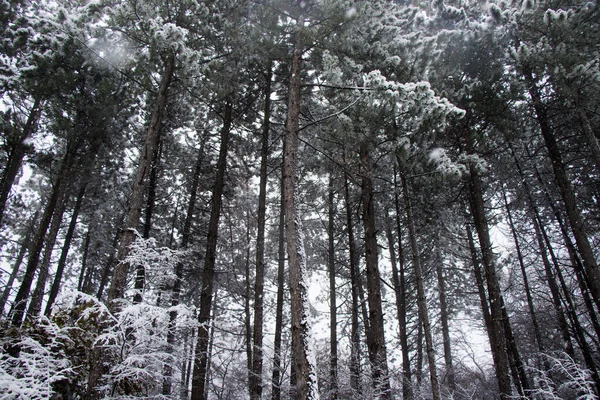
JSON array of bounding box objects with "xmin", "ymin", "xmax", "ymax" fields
[
  {"xmin": 10, "ymin": 147, "xmax": 73, "ymax": 327},
  {"xmin": 328, "ymin": 174, "xmax": 338, "ymax": 400},
  {"xmin": 281, "ymin": 27, "xmax": 319, "ymax": 399},
  {"xmin": 133, "ymin": 142, "xmax": 161, "ymax": 305},
  {"xmin": 525, "ymin": 70, "xmax": 600, "ymax": 311},
  {"xmin": 245, "ymin": 214, "xmax": 253, "ymax": 399},
  {"xmin": 399, "ymin": 167, "xmax": 440, "ymax": 400},
  {"xmin": 466, "ymin": 135, "xmax": 512, "ymax": 399},
  {"xmin": 0, "ymin": 210, "xmax": 38, "ymax": 316},
  {"xmin": 531, "ymin": 215, "xmax": 574, "ymax": 357},
  {"xmin": 385, "ymin": 210, "xmax": 411, "ymax": 400},
  {"xmin": 106, "ymin": 52, "xmax": 175, "ymax": 309},
  {"xmin": 27, "ymin": 190, "xmax": 68, "ymax": 319},
  {"xmin": 392, "ymin": 171, "xmax": 412, "ymax": 400},
  {"xmin": 0, "ymin": 97, "xmax": 43, "ymax": 227},
  {"xmin": 360, "ymin": 143, "xmax": 391, "ymax": 399},
  {"xmin": 250, "ymin": 62, "xmax": 272, "ymax": 400},
  {"xmin": 78, "ymin": 228, "xmax": 91, "ymax": 292},
  {"xmin": 343, "ymin": 170, "xmax": 362, "ymax": 398},
  {"xmin": 435, "ymin": 250, "xmax": 454, "ymax": 393},
  {"xmin": 271, "ymin": 168, "xmax": 286, "ymax": 400},
  {"xmin": 163, "ymin": 136, "xmax": 205, "ymax": 396},
  {"xmin": 190, "ymin": 101, "xmax": 233, "ymax": 400},
  {"xmin": 501, "ymin": 188, "xmax": 544, "ymax": 353},
  {"xmin": 45, "ymin": 184, "xmax": 86, "ymax": 315}
]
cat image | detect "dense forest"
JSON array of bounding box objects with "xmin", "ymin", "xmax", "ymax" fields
[{"xmin": 0, "ymin": 0, "xmax": 599, "ymax": 398}]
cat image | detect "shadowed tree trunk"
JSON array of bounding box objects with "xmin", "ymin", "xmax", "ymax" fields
[
  {"xmin": 392, "ymin": 170, "xmax": 412, "ymax": 400},
  {"xmin": 0, "ymin": 98, "xmax": 43, "ymax": 227},
  {"xmin": 45, "ymin": 184, "xmax": 86, "ymax": 315},
  {"xmin": 343, "ymin": 170, "xmax": 362, "ymax": 399},
  {"xmin": 106, "ymin": 52, "xmax": 175, "ymax": 309},
  {"xmin": 190, "ymin": 100, "xmax": 233, "ymax": 400},
  {"xmin": 271, "ymin": 167, "xmax": 286, "ymax": 400},
  {"xmin": 250, "ymin": 62, "xmax": 272, "ymax": 400},
  {"xmin": 466, "ymin": 132, "xmax": 512, "ymax": 399},
  {"xmin": 281, "ymin": 24, "xmax": 319, "ymax": 398},
  {"xmin": 399, "ymin": 166, "xmax": 440, "ymax": 400},
  {"xmin": 360, "ymin": 142, "xmax": 391, "ymax": 399},
  {"xmin": 328, "ymin": 174, "xmax": 338, "ymax": 400},
  {"xmin": 0, "ymin": 210, "xmax": 38, "ymax": 316},
  {"xmin": 10, "ymin": 146, "xmax": 74, "ymax": 327}
]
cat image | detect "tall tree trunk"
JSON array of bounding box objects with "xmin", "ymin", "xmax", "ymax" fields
[
  {"xmin": 245, "ymin": 214, "xmax": 253, "ymax": 399},
  {"xmin": 501, "ymin": 188, "xmax": 544, "ymax": 353},
  {"xmin": 327, "ymin": 175, "xmax": 338, "ymax": 400},
  {"xmin": 575, "ymin": 99, "xmax": 600, "ymax": 173},
  {"xmin": 385, "ymin": 209, "xmax": 412, "ymax": 400},
  {"xmin": 190, "ymin": 101, "xmax": 233, "ymax": 400},
  {"xmin": 280, "ymin": 20, "xmax": 319, "ymax": 399},
  {"xmin": 343, "ymin": 171, "xmax": 362, "ymax": 399},
  {"xmin": 10, "ymin": 147, "xmax": 73, "ymax": 327},
  {"xmin": 0, "ymin": 97, "xmax": 43, "ymax": 227},
  {"xmin": 27, "ymin": 191, "xmax": 68, "ymax": 319},
  {"xmin": 531, "ymin": 214, "xmax": 574, "ymax": 356},
  {"xmin": 434, "ymin": 250, "xmax": 454, "ymax": 393},
  {"xmin": 250, "ymin": 62, "xmax": 272, "ymax": 400},
  {"xmin": 78, "ymin": 228, "xmax": 91, "ymax": 292},
  {"xmin": 163, "ymin": 136, "xmax": 206, "ymax": 396},
  {"xmin": 271, "ymin": 169, "xmax": 286, "ymax": 400},
  {"xmin": 360, "ymin": 142, "xmax": 391, "ymax": 399},
  {"xmin": 0, "ymin": 210, "xmax": 38, "ymax": 316},
  {"xmin": 392, "ymin": 171, "xmax": 412, "ymax": 400},
  {"xmin": 106, "ymin": 52, "xmax": 175, "ymax": 309},
  {"xmin": 466, "ymin": 135, "xmax": 512, "ymax": 399},
  {"xmin": 133, "ymin": 142, "xmax": 161, "ymax": 305},
  {"xmin": 45, "ymin": 184, "xmax": 86, "ymax": 315},
  {"xmin": 399, "ymin": 167, "xmax": 440, "ymax": 400},
  {"xmin": 525, "ymin": 70, "xmax": 600, "ymax": 311},
  {"xmin": 466, "ymin": 224, "xmax": 492, "ymax": 336},
  {"xmin": 506, "ymin": 142, "xmax": 574, "ymax": 356}
]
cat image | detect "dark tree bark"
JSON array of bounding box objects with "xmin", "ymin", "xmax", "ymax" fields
[
  {"xmin": 10, "ymin": 147, "xmax": 74, "ymax": 327},
  {"xmin": 190, "ymin": 101, "xmax": 233, "ymax": 400},
  {"xmin": 343, "ymin": 171, "xmax": 362, "ymax": 399},
  {"xmin": 133, "ymin": 142, "xmax": 161, "ymax": 305},
  {"xmin": 0, "ymin": 210, "xmax": 38, "ymax": 316},
  {"xmin": 392, "ymin": 171, "xmax": 412, "ymax": 400},
  {"xmin": 501, "ymin": 188, "xmax": 544, "ymax": 353},
  {"xmin": 27, "ymin": 192, "xmax": 67, "ymax": 319},
  {"xmin": 45, "ymin": 184, "xmax": 86, "ymax": 315},
  {"xmin": 434, "ymin": 251, "xmax": 454, "ymax": 393},
  {"xmin": 525, "ymin": 69, "xmax": 600, "ymax": 311},
  {"xmin": 359, "ymin": 142, "xmax": 391, "ymax": 399},
  {"xmin": 271, "ymin": 168, "xmax": 286, "ymax": 400},
  {"xmin": 399, "ymin": 167, "xmax": 440, "ymax": 400},
  {"xmin": 250, "ymin": 62, "xmax": 272, "ymax": 400},
  {"xmin": 0, "ymin": 97, "xmax": 43, "ymax": 227},
  {"xmin": 327, "ymin": 174, "xmax": 338, "ymax": 400},
  {"xmin": 78, "ymin": 228, "xmax": 91, "ymax": 292},
  {"xmin": 106, "ymin": 53, "xmax": 175, "ymax": 309},
  {"xmin": 163, "ymin": 136, "xmax": 205, "ymax": 396},
  {"xmin": 279, "ymin": 22, "xmax": 319, "ymax": 399},
  {"xmin": 466, "ymin": 135, "xmax": 512, "ymax": 399}
]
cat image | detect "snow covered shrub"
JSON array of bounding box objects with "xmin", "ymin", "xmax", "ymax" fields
[
  {"xmin": 0, "ymin": 317, "xmax": 75, "ymax": 399},
  {"xmin": 528, "ymin": 352, "xmax": 598, "ymax": 400}
]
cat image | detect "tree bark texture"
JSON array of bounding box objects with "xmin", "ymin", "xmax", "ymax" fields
[
  {"xmin": 190, "ymin": 101, "xmax": 233, "ymax": 400},
  {"xmin": 0, "ymin": 97, "xmax": 43, "ymax": 228},
  {"xmin": 106, "ymin": 53, "xmax": 175, "ymax": 309},
  {"xmin": 45, "ymin": 184, "xmax": 86, "ymax": 315},
  {"xmin": 281, "ymin": 30, "xmax": 319, "ymax": 399},
  {"xmin": 466, "ymin": 156, "xmax": 512, "ymax": 399},
  {"xmin": 399, "ymin": 168, "xmax": 440, "ymax": 400},
  {"xmin": 360, "ymin": 143, "xmax": 391, "ymax": 399},
  {"xmin": 250, "ymin": 62, "xmax": 272, "ymax": 400},
  {"xmin": 327, "ymin": 175, "xmax": 338, "ymax": 400}
]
